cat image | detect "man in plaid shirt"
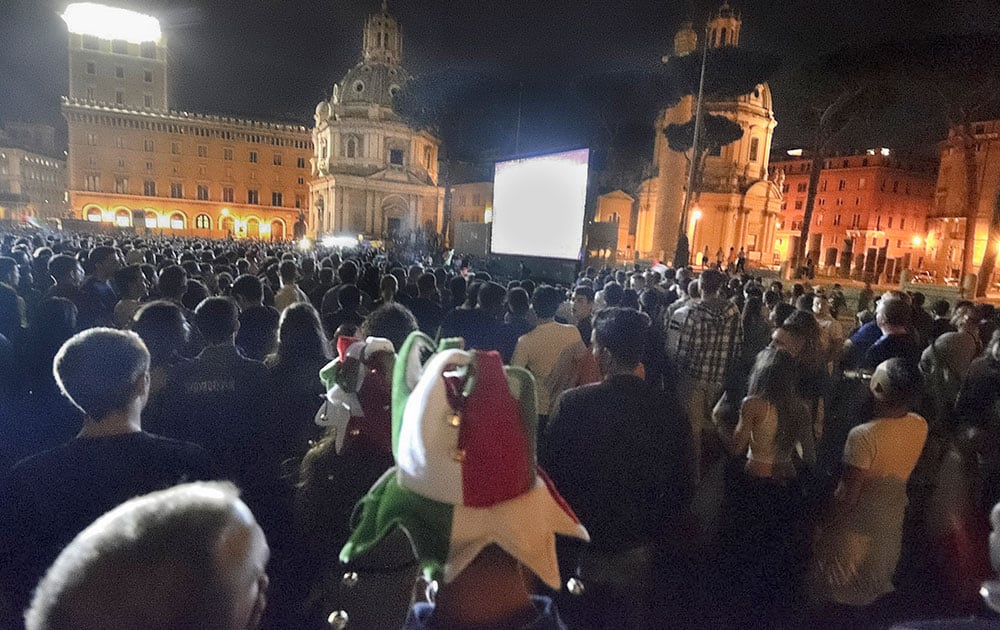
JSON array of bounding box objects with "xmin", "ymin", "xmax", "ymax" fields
[{"xmin": 667, "ymin": 268, "xmax": 743, "ymax": 480}]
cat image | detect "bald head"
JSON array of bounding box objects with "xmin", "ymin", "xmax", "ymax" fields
[{"xmin": 26, "ymin": 482, "xmax": 269, "ymax": 630}]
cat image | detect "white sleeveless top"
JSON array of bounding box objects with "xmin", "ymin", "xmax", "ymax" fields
[{"xmin": 746, "ymin": 400, "xmax": 794, "ymax": 465}]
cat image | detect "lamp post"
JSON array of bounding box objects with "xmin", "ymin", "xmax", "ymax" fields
[{"xmin": 673, "ymin": 26, "xmax": 710, "ymax": 269}]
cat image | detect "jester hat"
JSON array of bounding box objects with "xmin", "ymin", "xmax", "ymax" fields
[
  {"xmin": 340, "ymin": 332, "xmax": 589, "ymax": 589},
  {"xmin": 316, "ymin": 335, "xmax": 395, "ymax": 455}
]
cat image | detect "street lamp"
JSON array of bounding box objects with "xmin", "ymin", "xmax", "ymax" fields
[{"xmin": 673, "ymin": 24, "xmax": 710, "ymax": 269}]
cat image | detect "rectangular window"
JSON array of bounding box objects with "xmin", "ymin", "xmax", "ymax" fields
[
  {"xmin": 197, "ymin": 184, "xmax": 209, "ymax": 200},
  {"xmin": 144, "ymin": 70, "xmax": 153, "ymax": 83},
  {"xmin": 143, "ymin": 138, "xmax": 154, "ymax": 152},
  {"xmin": 389, "ymin": 148, "xmax": 404, "ymax": 166},
  {"xmin": 86, "ymin": 62, "xmax": 96, "ymax": 75},
  {"xmin": 86, "ymin": 133, "xmax": 97, "ymax": 146},
  {"xmin": 834, "ymin": 214, "xmax": 842, "ymax": 226},
  {"xmin": 86, "ymin": 86, "xmax": 95, "ymax": 100},
  {"xmin": 115, "ymin": 66, "xmax": 124, "ymax": 79},
  {"xmin": 198, "ymin": 145, "xmax": 208, "ymax": 158},
  {"xmin": 143, "ymin": 94, "xmax": 153, "ymax": 108},
  {"xmin": 247, "ymin": 189, "xmax": 259, "ymax": 204},
  {"xmin": 838, "ymin": 179, "xmax": 846, "ymax": 191},
  {"xmin": 115, "ymin": 90, "xmax": 124, "ymax": 104},
  {"xmin": 82, "ymin": 34, "xmax": 99, "ymax": 50},
  {"xmin": 248, "ymin": 151, "xmax": 258, "ymax": 163},
  {"xmin": 141, "ymin": 41, "xmax": 156, "ymax": 59},
  {"xmin": 114, "ymin": 177, "xmax": 129, "ymax": 194},
  {"xmin": 296, "ymin": 156, "xmax": 306, "ymax": 168},
  {"xmin": 794, "ymin": 200, "xmax": 803, "ymax": 210},
  {"xmin": 115, "ymin": 136, "xmax": 124, "ymax": 148},
  {"xmin": 145, "ymin": 161, "xmax": 153, "ymax": 171},
  {"xmin": 797, "ymin": 182, "xmax": 807, "ymax": 193},
  {"xmin": 271, "ymin": 192, "xmax": 283, "ymax": 206},
  {"xmin": 117, "ymin": 158, "xmax": 125, "ymax": 169},
  {"xmin": 888, "ymin": 216, "xmax": 893, "ymax": 229},
  {"xmin": 112, "ymin": 39, "xmax": 128, "ymax": 54},
  {"xmin": 224, "ymin": 148, "xmax": 233, "ymax": 161},
  {"xmin": 170, "ymin": 182, "xmax": 183, "ymax": 198},
  {"xmin": 198, "ymin": 165, "xmax": 206, "ymax": 176},
  {"xmin": 852, "ymin": 214, "xmax": 861, "ymax": 228},
  {"xmin": 900, "ymin": 218, "xmax": 906, "ymax": 230},
  {"xmin": 820, "ymin": 180, "xmax": 827, "ymax": 192},
  {"xmin": 84, "ymin": 174, "xmax": 100, "ymax": 191},
  {"xmin": 144, "ymin": 180, "xmax": 156, "ymax": 196},
  {"xmin": 859, "ymin": 177, "xmax": 866, "ymax": 189},
  {"xmin": 297, "ymin": 176, "xmax": 305, "ymax": 185},
  {"xmin": 273, "ymin": 153, "xmax": 282, "ymax": 166},
  {"xmin": 222, "ymin": 187, "xmax": 234, "ymax": 203},
  {"xmin": 749, "ymin": 137, "xmax": 760, "ymax": 162},
  {"xmin": 171, "ymin": 142, "xmax": 180, "ymax": 155},
  {"xmin": 295, "ymin": 196, "xmax": 303, "ymax": 209}
]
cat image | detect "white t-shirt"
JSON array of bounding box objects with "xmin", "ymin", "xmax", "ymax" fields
[
  {"xmin": 511, "ymin": 320, "xmax": 586, "ymax": 416},
  {"xmin": 812, "ymin": 412, "xmax": 928, "ymax": 607}
]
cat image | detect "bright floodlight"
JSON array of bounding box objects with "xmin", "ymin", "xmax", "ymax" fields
[{"xmin": 62, "ymin": 3, "xmax": 161, "ymax": 44}]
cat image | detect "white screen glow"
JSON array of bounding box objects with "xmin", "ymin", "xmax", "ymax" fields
[
  {"xmin": 491, "ymin": 149, "xmax": 589, "ymax": 260},
  {"xmin": 62, "ymin": 3, "xmax": 161, "ymax": 44}
]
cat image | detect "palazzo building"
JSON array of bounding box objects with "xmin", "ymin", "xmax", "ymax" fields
[
  {"xmin": 309, "ymin": 2, "xmax": 444, "ymax": 241},
  {"xmin": 770, "ymin": 149, "xmax": 936, "ymax": 278},
  {"xmin": 61, "ymin": 3, "xmax": 312, "ymax": 240},
  {"xmin": 636, "ymin": 2, "xmax": 781, "ymax": 265},
  {"xmin": 926, "ymin": 120, "xmax": 1000, "ymax": 281},
  {"xmin": 0, "ymin": 124, "xmax": 67, "ymax": 222}
]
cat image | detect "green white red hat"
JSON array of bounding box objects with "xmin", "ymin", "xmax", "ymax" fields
[
  {"xmin": 316, "ymin": 335, "xmax": 395, "ymax": 455},
  {"xmin": 340, "ymin": 332, "xmax": 589, "ymax": 589}
]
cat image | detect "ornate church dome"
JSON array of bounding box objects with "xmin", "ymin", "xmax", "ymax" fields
[
  {"xmin": 337, "ymin": 2, "xmax": 408, "ymax": 110},
  {"xmin": 339, "ymin": 62, "xmax": 408, "ymax": 109}
]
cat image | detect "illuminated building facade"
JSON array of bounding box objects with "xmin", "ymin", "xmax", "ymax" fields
[
  {"xmin": 770, "ymin": 149, "xmax": 936, "ymax": 278},
  {"xmin": 310, "ymin": 3, "xmax": 444, "ymax": 240},
  {"xmin": 926, "ymin": 120, "xmax": 1000, "ymax": 281},
  {"xmin": 0, "ymin": 124, "xmax": 67, "ymax": 221},
  {"xmin": 450, "ymin": 182, "xmax": 494, "ymax": 225},
  {"xmin": 637, "ymin": 2, "xmax": 781, "ymax": 265},
  {"xmin": 61, "ymin": 3, "xmax": 312, "ymax": 239}
]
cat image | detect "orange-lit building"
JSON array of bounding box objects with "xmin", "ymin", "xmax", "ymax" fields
[
  {"xmin": 769, "ymin": 149, "xmax": 936, "ymax": 278},
  {"xmin": 925, "ymin": 120, "xmax": 1000, "ymax": 281},
  {"xmin": 61, "ymin": 3, "xmax": 311, "ymax": 240}
]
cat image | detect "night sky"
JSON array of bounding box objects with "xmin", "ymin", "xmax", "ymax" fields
[{"xmin": 2, "ymin": 0, "xmax": 998, "ymax": 152}]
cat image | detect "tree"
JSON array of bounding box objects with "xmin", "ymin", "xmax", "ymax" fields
[
  {"xmin": 660, "ymin": 44, "xmax": 780, "ymax": 267},
  {"xmin": 664, "ymin": 113, "xmax": 744, "ymax": 200}
]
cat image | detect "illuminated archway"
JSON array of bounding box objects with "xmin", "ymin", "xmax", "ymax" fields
[
  {"xmin": 144, "ymin": 210, "xmax": 158, "ymax": 229},
  {"xmin": 246, "ymin": 217, "xmax": 260, "ymax": 239},
  {"xmin": 115, "ymin": 208, "xmax": 132, "ymax": 227},
  {"xmin": 195, "ymin": 213, "xmax": 212, "ymax": 230},
  {"xmin": 220, "ymin": 215, "xmax": 234, "ymax": 235},
  {"xmin": 85, "ymin": 206, "xmax": 102, "ymax": 222},
  {"xmin": 169, "ymin": 212, "xmax": 186, "ymax": 230},
  {"xmin": 270, "ymin": 219, "xmax": 286, "ymax": 241}
]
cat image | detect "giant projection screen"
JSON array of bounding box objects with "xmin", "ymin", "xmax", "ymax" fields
[{"xmin": 490, "ymin": 148, "xmax": 590, "ymax": 260}]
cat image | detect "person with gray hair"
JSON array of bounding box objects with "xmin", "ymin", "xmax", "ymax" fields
[
  {"xmin": 0, "ymin": 329, "xmax": 216, "ymax": 625},
  {"xmin": 25, "ymin": 481, "xmax": 269, "ymax": 630}
]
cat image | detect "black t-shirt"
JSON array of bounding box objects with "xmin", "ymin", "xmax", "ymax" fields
[{"xmin": 0, "ymin": 432, "xmax": 217, "ymax": 618}]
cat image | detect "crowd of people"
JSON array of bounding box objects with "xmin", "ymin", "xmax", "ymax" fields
[{"xmin": 1, "ymin": 227, "xmax": 1000, "ymax": 629}]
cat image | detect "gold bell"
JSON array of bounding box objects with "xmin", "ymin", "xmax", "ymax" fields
[
  {"xmin": 449, "ymin": 413, "xmax": 461, "ymax": 427},
  {"xmin": 452, "ymin": 448, "xmax": 466, "ymax": 463}
]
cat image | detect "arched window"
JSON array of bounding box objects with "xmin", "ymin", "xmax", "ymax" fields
[
  {"xmin": 246, "ymin": 217, "xmax": 260, "ymax": 239},
  {"xmin": 195, "ymin": 214, "xmax": 212, "ymax": 230},
  {"xmin": 86, "ymin": 207, "xmax": 102, "ymax": 222},
  {"xmin": 346, "ymin": 137, "xmax": 357, "ymax": 158},
  {"xmin": 721, "ymin": 28, "xmax": 728, "ymax": 46},
  {"xmin": 169, "ymin": 212, "xmax": 185, "ymax": 230},
  {"xmin": 220, "ymin": 216, "xmax": 234, "ymax": 234},
  {"xmin": 115, "ymin": 209, "xmax": 132, "ymax": 227},
  {"xmin": 144, "ymin": 211, "xmax": 158, "ymax": 229}
]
